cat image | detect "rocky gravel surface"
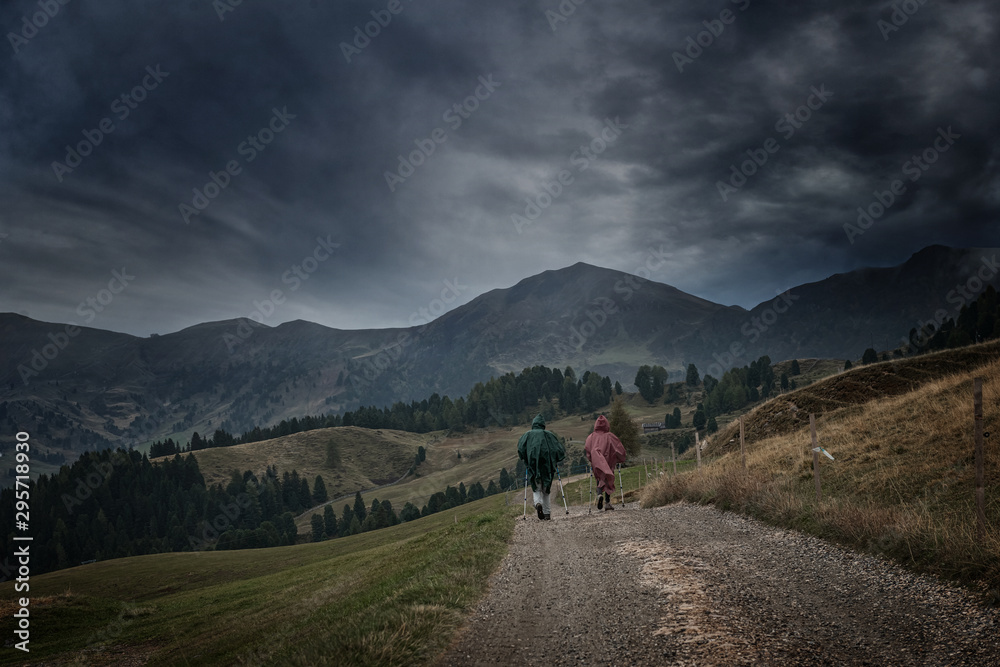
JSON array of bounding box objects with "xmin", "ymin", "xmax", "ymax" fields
[{"xmin": 437, "ymin": 502, "xmax": 1000, "ymax": 666}]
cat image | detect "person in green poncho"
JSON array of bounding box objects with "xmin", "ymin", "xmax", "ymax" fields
[{"xmin": 517, "ymin": 414, "xmax": 565, "ymax": 521}]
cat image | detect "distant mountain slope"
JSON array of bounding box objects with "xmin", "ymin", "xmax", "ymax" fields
[
  {"xmin": 715, "ymin": 245, "xmax": 1000, "ymax": 366},
  {"xmin": 1, "ymin": 245, "xmax": 997, "ymax": 468}
]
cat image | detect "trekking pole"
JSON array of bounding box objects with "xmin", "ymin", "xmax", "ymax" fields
[
  {"xmin": 555, "ymin": 466, "xmax": 569, "ymax": 515},
  {"xmin": 617, "ymin": 463, "xmax": 625, "ymax": 507},
  {"xmin": 522, "ymin": 468, "xmax": 528, "ymax": 520},
  {"xmin": 588, "ymin": 465, "xmax": 592, "ymax": 515}
]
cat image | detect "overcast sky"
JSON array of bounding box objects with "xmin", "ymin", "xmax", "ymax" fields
[{"xmin": 1, "ymin": 0, "xmax": 997, "ymax": 337}]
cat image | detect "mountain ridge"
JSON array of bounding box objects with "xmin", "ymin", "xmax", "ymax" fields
[{"xmin": 1, "ymin": 244, "xmax": 997, "ymax": 467}]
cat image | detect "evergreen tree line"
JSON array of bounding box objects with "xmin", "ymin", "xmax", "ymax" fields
[
  {"xmin": 908, "ymin": 285, "xmax": 1000, "ymax": 353},
  {"xmin": 698, "ymin": 355, "xmax": 777, "ymax": 420},
  {"xmin": 0, "ymin": 449, "xmax": 331, "ymax": 577},
  {"xmin": 633, "ymin": 356, "xmax": 791, "ymax": 433},
  {"xmin": 312, "ymin": 481, "xmax": 493, "ymax": 542},
  {"xmin": 842, "ymin": 288, "xmax": 1000, "ymax": 372},
  {"xmin": 634, "ymin": 363, "xmax": 701, "ymax": 404},
  {"xmin": 149, "ymin": 365, "xmax": 616, "ymax": 457},
  {"xmin": 309, "ymin": 461, "xmax": 533, "ymax": 542},
  {"xmin": 309, "ymin": 453, "xmax": 597, "ymax": 543}
]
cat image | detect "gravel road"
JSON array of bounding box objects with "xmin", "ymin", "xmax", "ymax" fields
[{"xmin": 437, "ymin": 502, "xmax": 1000, "ymax": 666}]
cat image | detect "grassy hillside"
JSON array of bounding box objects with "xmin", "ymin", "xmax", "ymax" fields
[
  {"xmin": 0, "ymin": 496, "xmax": 515, "ymax": 666},
  {"xmin": 706, "ymin": 340, "xmax": 1000, "ymax": 454},
  {"xmin": 298, "ymin": 427, "xmax": 523, "ymax": 531},
  {"xmin": 643, "ymin": 340, "xmax": 1000, "ymax": 596},
  {"xmin": 158, "ymin": 426, "xmax": 433, "ymax": 494}
]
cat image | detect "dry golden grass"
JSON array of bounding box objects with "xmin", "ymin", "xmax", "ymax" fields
[
  {"xmin": 155, "ymin": 426, "xmax": 432, "ymax": 494},
  {"xmin": 643, "ymin": 346, "xmax": 1000, "ymax": 598}
]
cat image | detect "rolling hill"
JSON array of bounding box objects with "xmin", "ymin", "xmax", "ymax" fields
[{"xmin": 171, "ymin": 426, "xmax": 433, "ymax": 495}]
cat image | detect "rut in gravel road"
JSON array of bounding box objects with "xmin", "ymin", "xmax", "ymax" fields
[{"xmin": 437, "ymin": 502, "xmax": 1000, "ymax": 666}]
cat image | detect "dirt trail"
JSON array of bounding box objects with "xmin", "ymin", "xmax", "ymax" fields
[{"xmin": 437, "ymin": 503, "xmax": 1000, "ymax": 666}]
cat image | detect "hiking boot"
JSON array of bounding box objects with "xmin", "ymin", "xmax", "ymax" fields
[
  {"xmin": 605, "ymin": 504, "xmax": 615, "ymax": 511},
  {"xmin": 543, "ymin": 514, "xmax": 551, "ymax": 521},
  {"xmin": 597, "ymin": 494, "xmax": 603, "ymax": 510},
  {"xmin": 536, "ymin": 503, "xmax": 544, "ymax": 521}
]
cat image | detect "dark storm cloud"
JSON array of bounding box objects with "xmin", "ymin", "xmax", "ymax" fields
[{"xmin": 1, "ymin": 0, "xmax": 997, "ymax": 335}]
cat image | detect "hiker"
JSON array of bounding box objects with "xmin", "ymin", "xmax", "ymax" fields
[
  {"xmin": 584, "ymin": 415, "xmax": 626, "ymax": 510},
  {"xmin": 517, "ymin": 414, "xmax": 565, "ymax": 521}
]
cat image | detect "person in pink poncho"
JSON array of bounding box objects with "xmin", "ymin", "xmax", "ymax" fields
[{"xmin": 585, "ymin": 415, "xmax": 627, "ymax": 510}]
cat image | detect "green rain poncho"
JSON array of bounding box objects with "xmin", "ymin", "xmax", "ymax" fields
[{"xmin": 517, "ymin": 414, "xmax": 565, "ymax": 492}]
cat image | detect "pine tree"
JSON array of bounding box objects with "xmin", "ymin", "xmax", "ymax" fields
[
  {"xmin": 381, "ymin": 500, "xmax": 398, "ymax": 526},
  {"xmin": 686, "ymin": 363, "xmax": 700, "ymax": 387},
  {"xmin": 299, "ymin": 477, "xmax": 312, "ymax": 509},
  {"xmin": 323, "ymin": 505, "xmax": 337, "ymax": 537},
  {"xmin": 634, "ymin": 365, "xmax": 653, "ymax": 402},
  {"xmin": 614, "ymin": 380, "xmax": 623, "ymax": 395},
  {"xmin": 311, "ymin": 514, "xmax": 325, "ymax": 542},
  {"xmin": 650, "ymin": 365, "xmax": 668, "ymax": 399},
  {"xmin": 353, "ymin": 492, "xmax": 367, "ymax": 523},
  {"xmin": 313, "ymin": 475, "xmax": 328, "ymax": 505},
  {"xmin": 400, "ymin": 502, "xmax": 420, "ymax": 522},
  {"xmin": 790, "ymin": 359, "xmax": 801, "ymax": 376},
  {"xmin": 608, "ymin": 396, "xmax": 641, "ymax": 456}
]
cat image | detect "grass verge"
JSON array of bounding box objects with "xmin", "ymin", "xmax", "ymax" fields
[
  {"xmin": 1, "ymin": 495, "xmax": 515, "ymax": 666},
  {"xmin": 641, "ymin": 354, "xmax": 1000, "ymax": 601}
]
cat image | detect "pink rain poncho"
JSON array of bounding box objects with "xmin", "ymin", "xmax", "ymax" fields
[{"xmin": 584, "ymin": 415, "xmax": 627, "ymax": 494}]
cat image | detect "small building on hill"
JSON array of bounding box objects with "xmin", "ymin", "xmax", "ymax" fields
[{"xmin": 642, "ymin": 422, "xmax": 665, "ymax": 433}]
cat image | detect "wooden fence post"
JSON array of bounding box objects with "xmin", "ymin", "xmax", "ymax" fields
[
  {"xmin": 695, "ymin": 431, "xmax": 702, "ymax": 469},
  {"xmin": 740, "ymin": 416, "xmax": 746, "ymax": 469},
  {"xmin": 672, "ymin": 443, "xmax": 677, "ymax": 475},
  {"xmin": 974, "ymin": 378, "xmax": 986, "ymax": 541},
  {"xmin": 810, "ymin": 413, "xmax": 821, "ymax": 504}
]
